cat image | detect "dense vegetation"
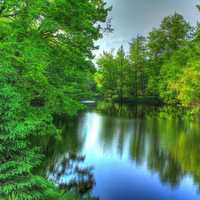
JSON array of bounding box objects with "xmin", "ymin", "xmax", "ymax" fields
[
  {"xmin": 95, "ymin": 13, "xmax": 200, "ymax": 111},
  {"xmin": 0, "ymin": 0, "xmax": 110, "ymax": 199},
  {"xmin": 0, "ymin": 1, "xmax": 199, "ymax": 200}
]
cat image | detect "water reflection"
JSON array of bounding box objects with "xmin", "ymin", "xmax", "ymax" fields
[
  {"xmin": 47, "ymin": 153, "xmax": 95, "ymax": 194},
  {"xmin": 44, "ymin": 103, "xmax": 200, "ymax": 200}
]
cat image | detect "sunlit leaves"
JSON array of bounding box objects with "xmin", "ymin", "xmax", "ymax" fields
[{"xmin": 0, "ymin": 0, "xmax": 109, "ymax": 199}]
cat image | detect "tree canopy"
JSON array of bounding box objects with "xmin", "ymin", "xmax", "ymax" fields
[
  {"xmin": 0, "ymin": 0, "xmax": 110, "ymax": 199},
  {"xmin": 95, "ymin": 13, "xmax": 200, "ymax": 111}
]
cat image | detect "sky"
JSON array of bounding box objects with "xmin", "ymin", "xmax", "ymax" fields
[{"xmin": 94, "ymin": 0, "xmax": 200, "ymax": 58}]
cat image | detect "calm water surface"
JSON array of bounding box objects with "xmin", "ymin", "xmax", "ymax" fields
[{"xmin": 44, "ymin": 104, "xmax": 200, "ymax": 200}]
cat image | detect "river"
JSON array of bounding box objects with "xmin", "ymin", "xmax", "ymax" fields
[{"xmin": 41, "ymin": 103, "xmax": 200, "ymax": 200}]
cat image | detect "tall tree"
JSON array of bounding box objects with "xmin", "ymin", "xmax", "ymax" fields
[
  {"xmin": 0, "ymin": 0, "xmax": 110, "ymax": 199},
  {"xmin": 147, "ymin": 13, "xmax": 191, "ymax": 95},
  {"xmin": 96, "ymin": 47, "xmax": 130, "ymax": 101},
  {"xmin": 129, "ymin": 35, "xmax": 147, "ymax": 96},
  {"xmin": 115, "ymin": 46, "xmax": 130, "ymax": 101},
  {"xmin": 95, "ymin": 51, "xmax": 118, "ymax": 99}
]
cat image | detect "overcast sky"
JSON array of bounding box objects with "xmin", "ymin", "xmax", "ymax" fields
[{"xmin": 94, "ymin": 0, "xmax": 200, "ymax": 58}]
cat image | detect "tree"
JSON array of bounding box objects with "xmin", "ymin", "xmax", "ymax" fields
[
  {"xmin": 95, "ymin": 51, "xmax": 118, "ymax": 99},
  {"xmin": 129, "ymin": 35, "xmax": 147, "ymax": 96},
  {"xmin": 171, "ymin": 60, "xmax": 200, "ymax": 109},
  {"xmin": 95, "ymin": 12, "xmax": 200, "ymax": 110},
  {"xmin": 95, "ymin": 46, "xmax": 130, "ymax": 101},
  {"xmin": 0, "ymin": 0, "xmax": 110, "ymax": 199},
  {"xmin": 147, "ymin": 13, "xmax": 191, "ymax": 95},
  {"xmin": 115, "ymin": 46, "xmax": 130, "ymax": 101},
  {"xmin": 148, "ymin": 13, "xmax": 191, "ymax": 60}
]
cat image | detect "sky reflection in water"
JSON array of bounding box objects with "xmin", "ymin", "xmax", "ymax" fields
[{"xmin": 47, "ymin": 104, "xmax": 200, "ymax": 200}]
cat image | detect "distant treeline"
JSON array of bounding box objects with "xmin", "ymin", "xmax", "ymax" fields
[{"xmin": 95, "ymin": 13, "xmax": 200, "ymax": 111}]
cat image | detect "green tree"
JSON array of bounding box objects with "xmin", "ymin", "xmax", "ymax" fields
[
  {"xmin": 171, "ymin": 60, "xmax": 200, "ymax": 109},
  {"xmin": 147, "ymin": 13, "xmax": 191, "ymax": 95},
  {"xmin": 0, "ymin": 0, "xmax": 109, "ymax": 199},
  {"xmin": 158, "ymin": 29, "xmax": 200, "ymax": 106},
  {"xmin": 129, "ymin": 35, "xmax": 147, "ymax": 97},
  {"xmin": 95, "ymin": 46, "xmax": 130, "ymax": 101},
  {"xmin": 115, "ymin": 46, "xmax": 130, "ymax": 101},
  {"xmin": 95, "ymin": 51, "xmax": 118, "ymax": 99},
  {"xmin": 95, "ymin": 12, "xmax": 200, "ymax": 110}
]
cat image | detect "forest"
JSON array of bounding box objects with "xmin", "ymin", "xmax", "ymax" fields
[
  {"xmin": 95, "ymin": 13, "xmax": 200, "ymax": 112},
  {"xmin": 0, "ymin": 0, "xmax": 199, "ymax": 200}
]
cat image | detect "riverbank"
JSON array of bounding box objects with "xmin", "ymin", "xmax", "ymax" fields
[
  {"xmin": 91, "ymin": 95, "xmax": 163, "ymax": 104},
  {"xmin": 113, "ymin": 96, "xmax": 163, "ymax": 105}
]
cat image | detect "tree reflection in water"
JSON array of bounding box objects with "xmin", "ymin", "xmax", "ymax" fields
[
  {"xmin": 47, "ymin": 152, "xmax": 95, "ymax": 195},
  {"xmin": 39, "ymin": 102, "xmax": 200, "ymax": 200},
  {"xmin": 96, "ymin": 102, "xmax": 200, "ymax": 189}
]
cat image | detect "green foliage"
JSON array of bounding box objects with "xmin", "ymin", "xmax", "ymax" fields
[
  {"xmin": 95, "ymin": 12, "xmax": 200, "ymax": 111},
  {"xmin": 147, "ymin": 13, "xmax": 191, "ymax": 95},
  {"xmin": 95, "ymin": 38, "xmax": 149, "ymax": 101},
  {"xmin": 129, "ymin": 36, "xmax": 148, "ymax": 96},
  {"xmin": 0, "ymin": 0, "xmax": 109, "ymax": 199},
  {"xmin": 95, "ymin": 46, "xmax": 130, "ymax": 101},
  {"xmin": 172, "ymin": 61, "xmax": 200, "ymax": 109},
  {"xmin": 148, "ymin": 13, "xmax": 191, "ymax": 59},
  {"xmin": 95, "ymin": 51, "xmax": 117, "ymax": 98}
]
